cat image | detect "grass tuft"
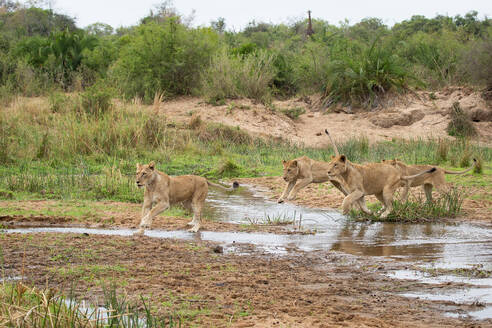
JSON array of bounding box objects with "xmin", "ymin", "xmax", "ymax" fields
[
  {"xmin": 349, "ymin": 186, "xmax": 465, "ymax": 222},
  {"xmin": 0, "ymin": 282, "xmax": 180, "ymax": 327},
  {"xmin": 447, "ymin": 102, "xmax": 477, "ymax": 138}
]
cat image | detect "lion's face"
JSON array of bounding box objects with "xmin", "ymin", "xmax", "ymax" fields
[
  {"xmin": 282, "ymin": 160, "xmax": 299, "ymax": 182},
  {"xmin": 326, "ymin": 155, "xmax": 347, "ymax": 176},
  {"xmin": 136, "ymin": 161, "xmax": 155, "ymax": 188}
]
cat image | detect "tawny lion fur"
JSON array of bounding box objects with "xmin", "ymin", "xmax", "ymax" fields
[
  {"xmin": 382, "ymin": 158, "xmax": 476, "ymax": 202},
  {"xmin": 326, "ymin": 155, "xmax": 435, "ymax": 218},
  {"xmin": 278, "ymin": 156, "xmax": 354, "ymax": 203},
  {"xmin": 135, "ymin": 161, "xmax": 237, "ymax": 233}
]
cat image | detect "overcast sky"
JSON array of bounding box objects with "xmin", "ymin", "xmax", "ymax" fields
[{"xmin": 36, "ymin": 0, "xmax": 491, "ymax": 30}]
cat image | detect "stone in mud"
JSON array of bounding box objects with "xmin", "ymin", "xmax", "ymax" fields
[{"xmin": 212, "ymin": 245, "xmax": 224, "ymax": 254}]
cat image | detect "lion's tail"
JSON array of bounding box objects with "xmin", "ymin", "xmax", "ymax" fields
[
  {"xmin": 325, "ymin": 129, "xmax": 340, "ymax": 156},
  {"xmin": 401, "ymin": 167, "xmax": 437, "ymax": 181},
  {"xmin": 391, "ymin": 167, "xmax": 436, "ymax": 189},
  {"xmin": 207, "ymin": 180, "xmax": 239, "ymax": 191},
  {"xmin": 443, "ymin": 158, "xmax": 476, "ymax": 175}
]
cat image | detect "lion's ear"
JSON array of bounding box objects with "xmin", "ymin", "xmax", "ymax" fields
[
  {"xmin": 282, "ymin": 160, "xmax": 286, "ymax": 164},
  {"xmin": 292, "ymin": 160, "xmax": 298, "ymax": 167},
  {"xmin": 340, "ymin": 155, "xmax": 346, "ymax": 163},
  {"xmin": 148, "ymin": 161, "xmax": 155, "ymax": 170},
  {"xmin": 331, "ymin": 155, "xmax": 335, "ymax": 159}
]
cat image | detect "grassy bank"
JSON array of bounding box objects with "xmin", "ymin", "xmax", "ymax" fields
[{"xmin": 0, "ymin": 97, "xmax": 491, "ymax": 204}]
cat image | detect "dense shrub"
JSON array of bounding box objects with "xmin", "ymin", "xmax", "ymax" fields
[
  {"xmin": 322, "ymin": 40, "xmax": 414, "ymax": 108},
  {"xmin": 458, "ymin": 40, "xmax": 492, "ymax": 93},
  {"xmin": 447, "ymin": 102, "xmax": 477, "ymax": 138},
  {"xmin": 110, "ymin": 20, "xmax": 219, "ymax": 102},
  {"xmin": 79, "ymin": 82, "xmax": 114, "ymax": 116},
  {"xmin": 200, "ymin": 49, "xmax": 276, "ymax": 103}
]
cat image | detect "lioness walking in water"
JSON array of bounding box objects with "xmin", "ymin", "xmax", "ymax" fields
[{"xmin": 135, "ymin": 161, "xmax": 238, "ymax": 234}]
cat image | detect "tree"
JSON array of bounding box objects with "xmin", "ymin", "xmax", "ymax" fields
[
  {"xmin": 85, "ymin": 22, "xmax": 114, "ymax": 36},
  {"xmin": 211, "ymin": 17, "xmax": 226, "ymax": 33}
]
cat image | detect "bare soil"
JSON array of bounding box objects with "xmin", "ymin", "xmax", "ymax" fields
[
  {"xmin": 3, "ymin": 232, "xmax": 490, "ymax": 327},
  {"xmin": 151, "ymin": 86, "xmax": 492, "ymax": 147}
]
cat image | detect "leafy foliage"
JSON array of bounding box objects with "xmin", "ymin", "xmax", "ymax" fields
[
  {"xmin": 0, "ymin": 3, "xmax": 491, "ymax": 106},
  {"xmin": 111, "ymin": 19, "xmax": 219, "ymax": 102}
]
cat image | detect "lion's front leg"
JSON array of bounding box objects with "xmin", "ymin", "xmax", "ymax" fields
[
  {"xmin": 138, "ymin": 200, "xmax": 169, "ymax": 230},
  {"xmin": 286, "ymin": 178, "xmax": 312, "ymax": 201},
  {"xmin": 341, "ymin": 190, "xmax": 364, "ymax": 215},
  {"xmin": 278, "ymin": 181, "xmax": 295, "ymax": 203}
]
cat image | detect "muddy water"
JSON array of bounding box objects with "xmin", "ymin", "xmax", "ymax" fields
[{"xmin": 207, "ymin": 186, "xmax": 492, "ymax": 269}]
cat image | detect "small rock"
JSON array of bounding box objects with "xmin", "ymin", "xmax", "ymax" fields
[{"xmin": 212, "ymin": 245, "xmax": 223, "ymax": 254}]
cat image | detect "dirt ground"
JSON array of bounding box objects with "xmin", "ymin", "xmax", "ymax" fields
[
  {"xmin": 3, "ymin": 232, "xmax": 490, "ymax": 328},
  {"xmin": 151, "ymin": 86, "xmax": 492, "ymax": 147}
]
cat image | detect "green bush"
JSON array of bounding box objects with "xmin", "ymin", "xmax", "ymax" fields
[
  {"xmin": 48, "ymin": 91, "xmax": 70, "ymax": 113},
  {"xmin": 322, "ymin": 40, "xmax": 415, "ymax": 108},
  {"xmin": 110, "ymin": 20, "xmax": 219, "ymax": 102},
  {"xmin": 397, "ymin": 31, "xmax": 463, "ymax": 86},
  {"xmin": 200, "ymin": 49, "xmax": 276, "ymax": 103},
  {"xmin": 79, "ymin": 82, "xmax": 114, "ymax": 116},
  {"xmin": 458, "ymin": 40, "xmax": 492, "ymax": 93},
  {"xmin": 447, "ymin": 102, "xmax": 477, "ymax": 138},
  {"xmin": 350, "ymin": 186, "xmax": 465, "ymax": 222},
  {"xmin": 281, "ymin": 107, "xmax": 305, "ymax": 119}
]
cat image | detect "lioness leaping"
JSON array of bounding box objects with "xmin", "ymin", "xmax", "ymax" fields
[
  {"xmin": 136, "ymin": 161, "xmax": 238, "ymax": 234},
  {"xmin": 278, "ymin": 156, "xmax": 352, "ymax": 203},
  {"xmin": 278, "ymin": 129, "xmax": 356, "ymax": 205},
  {"xmin": 382, "ymin": 158, "xmax": 476, "ymax": 202},
  {"xmin": 326, "ymin": 155, "xmax": 436, "ymax": 218}
]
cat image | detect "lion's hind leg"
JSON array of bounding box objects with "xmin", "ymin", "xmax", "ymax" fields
[
  {"xmin": 423, "ymin": 183, "xmax": 434, "ymax": 202},
  {"xmin": 380, "ymin": 186, "xmax": 396, "ymax": 218}
]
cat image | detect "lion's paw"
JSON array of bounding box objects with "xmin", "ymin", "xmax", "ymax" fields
[{"xmin": 188, "ymin": 225, "xmax": 200, "ymax": 233}]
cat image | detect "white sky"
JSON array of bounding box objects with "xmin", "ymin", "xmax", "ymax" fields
[{"xmin": 33, "ymin": 0, "xmax": 491, "ymax": 30}]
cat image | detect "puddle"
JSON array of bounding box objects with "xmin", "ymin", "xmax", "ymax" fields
[
  {"xmin": 386, "ymin": 270, "xmax": 492, "ymax": 286},
  {"xmin": 0, "ymin": 276, "xmax": 24, "ymax": 282},
  {"xmin": 402, "ymin": 287, "xmax": 492, "ymax": 320},
  {"xmin": 208, "ymin": 185, "xmax": 492, "ymax": 269},
  {"xmin": 402, "ymin": 288, "xmax": 492, "ymax": 306},
  {"xmin": 467, "ymin": 307, "xmax": 492, "ymax": 320}
]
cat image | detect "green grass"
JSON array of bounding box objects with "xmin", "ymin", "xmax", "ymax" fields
[{"xmin": 349, "ymin": 186, "xmax": 465, "ymax": 222}]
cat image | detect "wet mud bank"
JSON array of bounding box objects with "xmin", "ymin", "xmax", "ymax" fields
[{"xmin": 2, "ymin": 184, "xmax": 492, "ymax": 325}]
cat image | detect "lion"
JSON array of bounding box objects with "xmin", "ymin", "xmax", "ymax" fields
[
  {"xmin": 326, "ymin": 154, "xmax": 436, "ymax": 218},
  {"xmin": 278, "ymin": 129, "xmax": 359, "ymax": 207},
  {"xmin": 382, "ymin": 158, "xmax": 476, "ymax": 202},
  {"xmin": 135, "ymin": 161, "xmax": 238, "ymax": 234},
  {"xmin": 278, "ymin": 156, "xmax": 350, "ymax": 202}
]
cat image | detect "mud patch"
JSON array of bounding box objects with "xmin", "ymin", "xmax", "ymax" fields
[{"xmin": 2, "ymin": 232, "xmax": 490, "ymax": 327}]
